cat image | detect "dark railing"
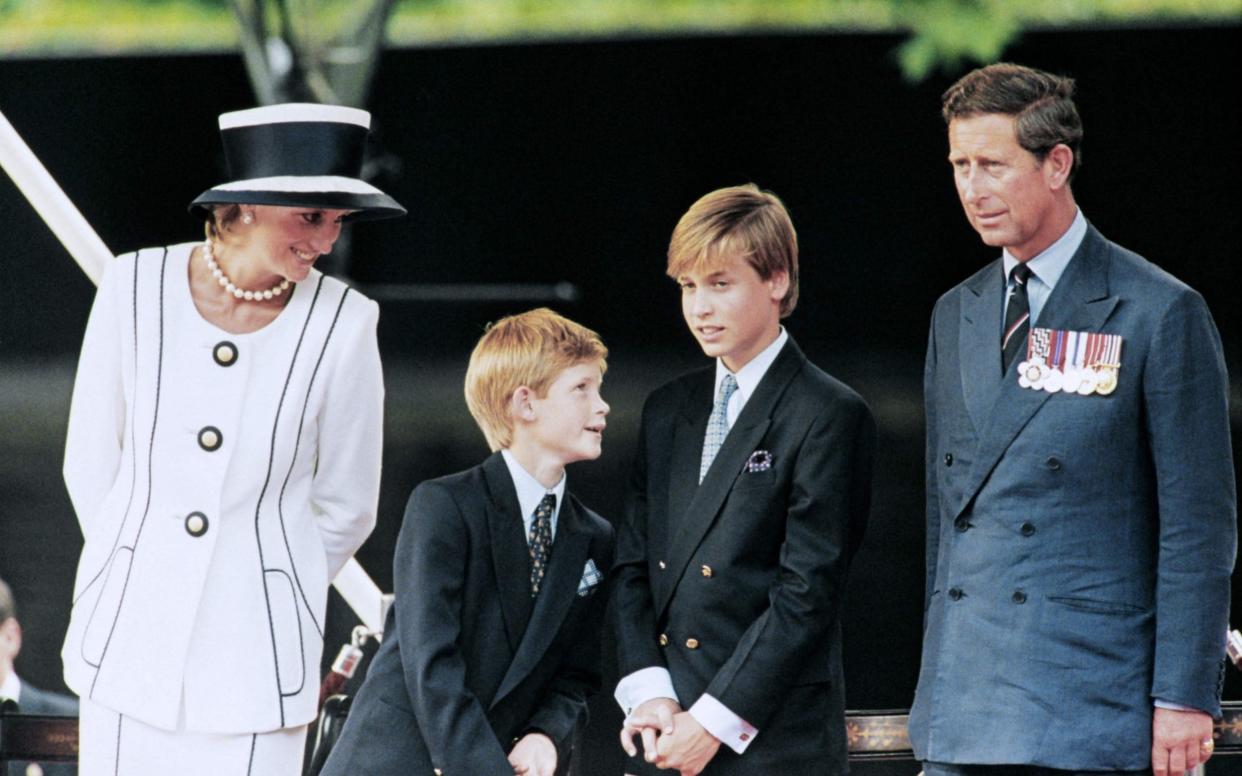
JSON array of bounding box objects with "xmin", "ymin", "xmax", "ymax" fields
[{"xmin": 5, "ymin": 703, "xmax": 1242, "ymax": 769}]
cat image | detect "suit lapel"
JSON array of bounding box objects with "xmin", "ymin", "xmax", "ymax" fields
[
  {"xmin": 1031, "ymin": 226, "xmax": 1118, "ymax": 333},
  {"xmin": 483, "ymin": 453, "xmax": 535, "ymax": 652},
  {"xmin": 959, "ymin": 260, "xmax": 1005, "ymax": 432},
  {"xmin": 667, "ymin": 373, "xmax": 713, "ymax": 542},
  {"xmin": 956, "ymin": 226, "xmax": 1118, "ymax": 518},
  {"xmin": 656, "ymin": 339, "xmax": 802, "ymax": 617},
  {"xmin": 491, "ymin": 495, "xmax": 592, "ymax": 707}
]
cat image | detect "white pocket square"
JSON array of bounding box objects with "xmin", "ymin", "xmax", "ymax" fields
[
  {"xmin": 745, "ymin": 449, "xmax": 773, "ymax": 473},
  {"xmin": 578, "ymin": 558, "xmax": 603, "ymax": 597}
]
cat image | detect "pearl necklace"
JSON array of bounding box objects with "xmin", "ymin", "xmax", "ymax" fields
[{"xmin": 202, "ymin": 240, "xmax": 291, "ymax": 301}]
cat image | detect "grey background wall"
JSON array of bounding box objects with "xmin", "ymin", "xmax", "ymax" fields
[{"xmin": 2, "ymin": 25, "xmax": 1238, "ymax": 773}]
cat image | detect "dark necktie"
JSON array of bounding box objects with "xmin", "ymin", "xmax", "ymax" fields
[
  {"xmin": 1002, "ymin": 263, "xmax": 1033, "ymax": 374},
  {"xmin": 528, "ymin": 493, "xmax": 556, "ymax": 597}
]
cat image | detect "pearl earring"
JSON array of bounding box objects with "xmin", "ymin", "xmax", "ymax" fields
[{"xmin": 242, "ymin": 211, "xmax": 254, "ymax": 225}]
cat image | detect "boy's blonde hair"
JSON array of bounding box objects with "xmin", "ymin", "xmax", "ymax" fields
[
  {"xmin": 666, "ymin": 183, "xmax": 800, "ymax": 317},
  {"xmin": 465, "ymin": 308, "xmax": 608, "ymax": 451}
]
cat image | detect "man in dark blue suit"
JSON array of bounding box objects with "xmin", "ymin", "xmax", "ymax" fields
[{"xmin": 911, "ymin": 63, "xmax": 1236, "ymax": 776}]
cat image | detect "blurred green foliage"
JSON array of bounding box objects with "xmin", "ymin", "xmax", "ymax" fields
[{"xmin": 1, "ymin": 0, "xmax": 1239, "ymax": 81}]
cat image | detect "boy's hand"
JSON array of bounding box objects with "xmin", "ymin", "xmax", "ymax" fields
[
  {"xmin": 620, "ymin": 697, "xmax": 681, "ymax": 760},
  {"xmin": 508, "ymin": 732, "xmax": 557, "ymax": 776},
  {"xmin": 654, "ymin": 711, "xmax": 721, "ymax": 775}
]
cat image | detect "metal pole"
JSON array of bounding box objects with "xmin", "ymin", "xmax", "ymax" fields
[{"xmin": 0, "ymin": 108, "xmax": 111, "ymax": 285}]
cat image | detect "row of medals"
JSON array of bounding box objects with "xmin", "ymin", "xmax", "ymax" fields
[{"xmin": 1017, "ymin": 356, "xmax": 1119, "ymax": 395}]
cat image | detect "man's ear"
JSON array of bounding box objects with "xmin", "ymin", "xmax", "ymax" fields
[
  {"xmin": 1044, "ymin": 143, "xmax": 1074, "ymax": 190},
  {"xmin": 0, "ymin": 617, "xmax": 21, "ymax": 662}
]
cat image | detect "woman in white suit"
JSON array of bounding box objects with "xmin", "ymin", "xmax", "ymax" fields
[{"xmin": 61, "ymin": 103, "xmax": 404, "ymax": 775}]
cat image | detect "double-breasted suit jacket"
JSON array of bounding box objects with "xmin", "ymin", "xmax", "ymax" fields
[
  {"xmin": 910, "ymin": 225, "xmax": 1236, "ymax": 770},
  {"xmin": 62, "ymin": 243, "xmax": 383, "ymax": 734},
  {"xmin": 322, "ymin": 452, "xmax": 614, "ymax": 776},
  {"xmin": 610, "ymin": 337, "xmax": 875, "ymax": 774}
]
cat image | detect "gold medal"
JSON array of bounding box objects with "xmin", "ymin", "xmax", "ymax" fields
[{"xmin": 1095, "ymin": 367, "xmax": 1118, "ymax": 395}]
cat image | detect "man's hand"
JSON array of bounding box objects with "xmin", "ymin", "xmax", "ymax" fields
[
  {"xmin": 1152, "ymin": 707, "xmax": 1215, "ymax": 776},
  {"xmin": 653, "ymin": 711, "xmax": 722, "ymax": 776},
  {"xmin": 508, "ymin": 731, "xmax": 557, "ymax": 776},
  {"xmin": 620, "ymin": 697, "xmax": 681, "ymax": 761}
]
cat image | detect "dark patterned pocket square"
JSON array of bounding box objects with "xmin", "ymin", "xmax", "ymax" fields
[
  {"xmin": 745, "ymin": 449, "xmax": 773, "ymax": 473},
  {"xmin": 578, "ymin": 558, "xmax": 603, "ymax": 597}
]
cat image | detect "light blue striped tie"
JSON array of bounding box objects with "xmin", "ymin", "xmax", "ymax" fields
[{"xmin": 700, "ymin": 374, "xmax": 738, "ymax": 483}]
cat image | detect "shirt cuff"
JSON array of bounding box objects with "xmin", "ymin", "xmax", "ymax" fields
[
  {"xmin": 688, "ymin": 694, "xmax": 758, "ymax": 754},
  {"xmin": 614, "ymin": 667, "xmax": 679, "ymax": 714},
  {"xmin": 1154, "ymin": 698, "xmax": 1207, "ymax": 713}
]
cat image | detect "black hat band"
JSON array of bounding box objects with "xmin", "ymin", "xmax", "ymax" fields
[{"xmin": 221, "ymin": 121, "xmax": 368, "ymax": 181}]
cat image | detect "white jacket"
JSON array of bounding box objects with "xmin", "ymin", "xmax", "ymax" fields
[{"xmin": 62, "ymin": 243, "xmax": 382, "ymax": 734}]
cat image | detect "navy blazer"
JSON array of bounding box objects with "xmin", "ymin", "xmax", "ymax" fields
[
  {"xmin": 610, "ymin": 336, "xmax": 875, "ymax": 774},
  {"xmin": 910, "ymin": 225, "xmax": 1236, "ymax": 770},
  {"xmin": 321, "ymin": 453, "xmax": 614, "ymax": 776}
]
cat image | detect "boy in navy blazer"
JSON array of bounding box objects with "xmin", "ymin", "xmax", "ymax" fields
[
  {"xmin": 611, "ymin": 185, "xmax": 875, "ymax": 774},
  {"xmin": 322, "ymin": 308, "xmax": 614, "ymax": 776}
]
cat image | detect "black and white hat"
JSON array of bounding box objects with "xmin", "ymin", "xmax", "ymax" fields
[{"xmin": 189, "ymin": 103, "xmax": 405, "ymax": 221}]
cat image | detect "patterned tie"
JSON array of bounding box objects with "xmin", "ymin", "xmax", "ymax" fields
[
  {"xmin": 1002, "ymin": 263, "xmax": 1033, "ymax": 374},
  {"xmin": 700, "ymin": 374, "xmax": 739, "ymax": 483},
  {"xmin": 528, "ymin": 492, "xmax": 556, "ymax": 597}
]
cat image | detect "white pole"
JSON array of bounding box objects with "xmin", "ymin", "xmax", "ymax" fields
[
  {"xmin": 332, "ymin": 556, "xmax": 386, "ymax": 633},
  {"xmin": 0, "ymin": 109, "xmax": 111, "ymax": 285},
  {"xmin": 1, "ymin": 104, "xmax": 387, "ymax": 634}
]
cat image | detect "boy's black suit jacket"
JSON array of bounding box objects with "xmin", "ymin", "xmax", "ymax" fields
[
  {"xmin": 322, "ymin": 452, "xmax": 614, "ymax": 776},
  {"xmin": 610, "ymin": 336, "xmax": 875, "ymax": 774}
]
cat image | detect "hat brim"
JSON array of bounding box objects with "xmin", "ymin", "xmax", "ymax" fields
[{"xmin": 189, "ymin": 188, "xmax": 406, "ymax": 222}]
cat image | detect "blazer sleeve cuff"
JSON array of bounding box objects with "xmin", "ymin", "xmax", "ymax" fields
[
  {"xmin": 615, "ymin": 667, "xmax": 679, "ymax": 714},
  {"xmin": 689, "ymin": 694, "xmax": 758, "ymax": 754},
  {"xmin": 1153, "ymin": 697, "xmax": 1208, "ymax": 714}
]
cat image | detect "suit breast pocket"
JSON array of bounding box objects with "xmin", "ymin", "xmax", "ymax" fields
[{"xmin": 732, "ymin": 468, "xmax": 777, "ymax": 491}]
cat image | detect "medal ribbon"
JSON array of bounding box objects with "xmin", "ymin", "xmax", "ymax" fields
[
  {"xmin": 1106, "ymin": 333, "xmax": 1122, "ymax": 366},
  {"xmin": 1049, "ymin": 329, "xmax": 1067, "ymax": 371},
  {"xmin": 1074, "ymin": 331, "xmax": 1088, "ymax": 371},
  {"xmin": 1028, "ymin": 327, "xmax": 1051, "ymax": 362}
]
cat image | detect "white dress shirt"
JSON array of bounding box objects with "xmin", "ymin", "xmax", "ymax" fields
[
  {"xmin": 614, "ymin": 327, "xmax": 788, "ymax": 754},
  {"xmin": 501, "ymin": 449, "xmax": 566, "ymax": 542},
  {"xmin": 1001, "ymin": 208, "xmax": 1086, "ymax": 326},
  {"xmin": 0, "ymin": 672, "xmax": 20, "ymax": 704}
]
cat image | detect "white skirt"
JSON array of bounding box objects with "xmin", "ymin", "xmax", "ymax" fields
[{"xmin": 79, "ymin": 698, "xmax": 306, "ymax": 776}]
